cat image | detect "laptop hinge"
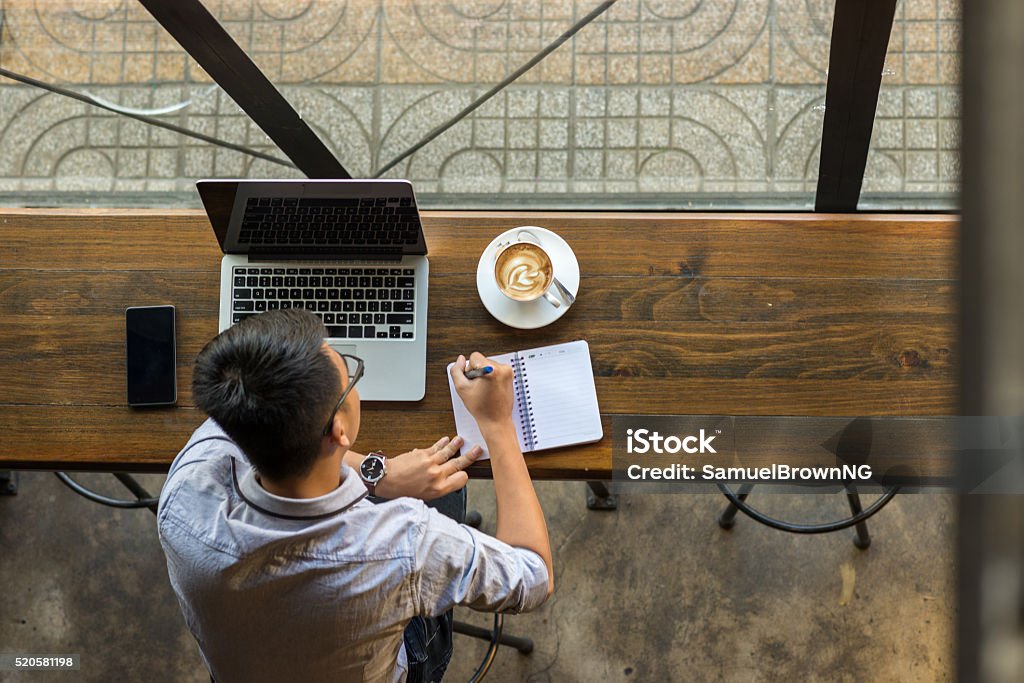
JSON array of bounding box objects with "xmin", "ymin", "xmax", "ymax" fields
[{"xmin": 246, "ymin": 248, "xmax": 405, "ymax": 262}]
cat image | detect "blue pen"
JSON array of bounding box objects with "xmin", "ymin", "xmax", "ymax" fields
[{"xmin": 464, "ymin": 366, "xmax": 493, "ymax": 379}]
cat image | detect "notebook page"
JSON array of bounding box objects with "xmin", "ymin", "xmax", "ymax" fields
[
  {"xmin": 519, "ymin": 340, "xmax": 603, "ymax": 451},
  {"xmin": 446, "ymin": 352, "xmax": 529, "ymax": 460}
]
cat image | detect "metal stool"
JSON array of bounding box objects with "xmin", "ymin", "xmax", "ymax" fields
[
  {"xmin": 454, "ymin": 612, "xmax": 534, "ymax": 682},
  {"xmin": 716, "ymin": 483, "xmax": 901, "ymax": 549},
  {"xmin": 457, "ymin": 509, "xmax": 535, "ymax": 681}
]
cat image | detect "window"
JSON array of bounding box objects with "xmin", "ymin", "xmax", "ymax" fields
[{"xmin": 0, "ymin": 1, "xmax": 959, "ymax": 210}]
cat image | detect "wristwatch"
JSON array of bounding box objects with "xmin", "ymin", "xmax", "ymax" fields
[{"xmin": 359, "ymin": 451, "xmax": 387, "ymax": 496}]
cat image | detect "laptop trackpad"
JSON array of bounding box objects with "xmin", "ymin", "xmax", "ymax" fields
[{"xmin": 327, "ymin": 343, "xmax": 358, "ymax": 355}]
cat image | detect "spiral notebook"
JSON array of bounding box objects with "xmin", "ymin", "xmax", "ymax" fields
[{"xmin": 446, "ymin": 340, "xmax": 603, "ymax": 458}]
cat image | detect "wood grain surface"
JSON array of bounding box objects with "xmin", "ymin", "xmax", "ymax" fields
[{"xmin": 0, "ymin": 209, "xmax": 957, "ymax": 477}]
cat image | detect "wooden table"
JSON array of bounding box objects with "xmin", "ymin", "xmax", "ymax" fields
[{"xmin": 0, "ymin": 209, "xmax": 957, "ymax": 481}]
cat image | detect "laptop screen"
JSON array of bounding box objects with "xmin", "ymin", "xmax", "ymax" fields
[{"xmin": 197, "ymin": 179, "xmax": 428, "ymax": 258}]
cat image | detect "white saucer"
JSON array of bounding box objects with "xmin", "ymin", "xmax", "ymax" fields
[{"xmin": 476, "ymin": 226, "xmax": 580, "ymax": 330}]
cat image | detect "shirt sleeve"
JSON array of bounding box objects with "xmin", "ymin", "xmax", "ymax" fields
[
  {"xmin": 159, "ymin": 420, "xmax": 240, "ymax": 526},
  {"xmin": 411, "ymin": 505, "xmax": 550, "ymax": 617}
]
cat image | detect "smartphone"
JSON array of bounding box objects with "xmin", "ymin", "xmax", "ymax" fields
[{"xmin": 126, "ymin": 305, "xmax": 177, "ymax": 407}]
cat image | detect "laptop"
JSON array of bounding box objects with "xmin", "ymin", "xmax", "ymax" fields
[{"xmin": 197, "ymin": 179, "xmax": 428, "ymax": 401}]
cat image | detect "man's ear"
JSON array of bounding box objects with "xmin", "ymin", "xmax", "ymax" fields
[{"xmin": 325, "ymin": 413, "xmax": 351, "ymax": 452}]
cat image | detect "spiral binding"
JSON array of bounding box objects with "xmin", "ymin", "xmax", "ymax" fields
[{"xmin": 512, "ymin": 353, "xmax": 538, "ymax": 451}]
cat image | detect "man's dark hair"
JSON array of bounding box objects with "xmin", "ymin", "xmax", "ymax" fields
[{"xmin": 192, "ymin": 309, "xmax": 340, "ymax": 480}]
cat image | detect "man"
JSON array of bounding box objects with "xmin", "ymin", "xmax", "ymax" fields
[{"xmin": 158, "ymin": 309, "xmax": 553, "ymax": 682}]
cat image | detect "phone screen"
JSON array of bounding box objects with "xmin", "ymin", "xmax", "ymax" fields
[{"xmin": 126, "ymin": 306, "xmax": 177, "ymax": 406}]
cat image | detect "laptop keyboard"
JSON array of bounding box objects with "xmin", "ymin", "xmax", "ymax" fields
[
  {"xmin": 231, "ymin": 266, "xmax": 416, "ymax": 340},
  {"xmin": 240, "ymin": 196, "xmax": 420, "ymax": 247}
]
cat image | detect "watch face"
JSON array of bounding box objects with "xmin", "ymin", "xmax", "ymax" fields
[{"xmin": 360, "ymin": 456, "xmax": 385, "ymax": 482}]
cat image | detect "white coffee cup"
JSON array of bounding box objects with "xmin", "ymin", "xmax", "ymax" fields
[{"xmin": 492, "ymin": 228, "xmax": 575, "ymax": 309}]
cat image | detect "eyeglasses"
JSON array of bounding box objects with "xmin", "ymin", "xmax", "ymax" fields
[{"xmin": 322, "ymin": 351, "xmax": 364, "ymax": 436}]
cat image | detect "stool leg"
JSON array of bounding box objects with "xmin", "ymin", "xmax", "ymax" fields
[
  {"xmin": 453, "ymin": 621, "xmax": 534, "ymax": 654},
  {"xmin": 717, "ymin": 483, "xmax": 754, "ymax": 530},
  {"xmin": 585, "ymin": 481, "xmax": 617, "ymax": 510},
  {"xmin": 0, "ymin": 471, "xmax": 17, "ymax": 495},
  {"xmin": 846, "ymin": 488, "xmax": 871, "ymax": 549}
]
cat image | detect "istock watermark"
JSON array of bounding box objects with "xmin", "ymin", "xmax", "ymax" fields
[
  {"xmin": 611, "ymin": 415, "xmax": 1024, "ymax": 494},
  {"xmin": 626, "ymin": 428, "xmax": 718, "ymax": 454}
]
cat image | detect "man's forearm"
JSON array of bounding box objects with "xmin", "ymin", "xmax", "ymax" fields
[
  {"xmin": 483, "ymin": 422, "xmax": 554, "ymax": 594},
  {"xmin": 343, "ymin": 450, "xmax": 365, "ymax": 472}
]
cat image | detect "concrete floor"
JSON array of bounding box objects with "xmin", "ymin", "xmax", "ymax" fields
[{"xmin": 0, "ymin": 472, "xmax": 953, "ymax": 682}]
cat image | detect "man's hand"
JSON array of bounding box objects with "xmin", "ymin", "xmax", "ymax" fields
[
  {"xmin": 374, "ymin": 436, "xmax": 483, "ymax": 501},
  {"xmin": 450, "ymin": 353, "xmax": 515, "ymax": 431}
]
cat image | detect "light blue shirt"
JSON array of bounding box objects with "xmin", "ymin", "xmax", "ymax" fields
[{"xmin": 158, "ymin": 419, "xmax": 549, "ymax": 683}]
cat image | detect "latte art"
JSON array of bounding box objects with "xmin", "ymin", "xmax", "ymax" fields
[{"xmin": 494, "ymin": 243, "xmax": 553, "ymax": 301}]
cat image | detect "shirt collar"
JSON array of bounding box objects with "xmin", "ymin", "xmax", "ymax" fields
[{"xmin": 233, "ymin": 459, "xmax": 368, "ymax": 521}]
